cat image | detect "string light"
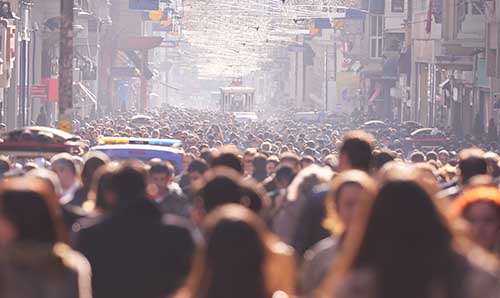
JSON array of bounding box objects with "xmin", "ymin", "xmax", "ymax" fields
[{"xmin": 177, "ymin": 0, "xmax": 357, "ymax": 79}]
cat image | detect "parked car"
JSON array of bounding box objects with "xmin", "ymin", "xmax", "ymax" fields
[{"xmin": 404, "ymin": 128, "xmax": 450, "ymax": 147}]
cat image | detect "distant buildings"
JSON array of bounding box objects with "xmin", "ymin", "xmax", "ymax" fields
[{"xmin": 286, "ymin": 0, "xmax": 499, "ymax": 135}]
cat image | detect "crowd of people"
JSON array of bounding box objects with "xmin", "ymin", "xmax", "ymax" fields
[{"xmin": 0, "ymin": 106, "xmax": 500, "ymax": 298}]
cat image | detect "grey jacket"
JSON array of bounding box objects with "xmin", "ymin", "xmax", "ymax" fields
[{"xmin": 299, "ymin": 236, "xmax": 341, "ymax": 295}]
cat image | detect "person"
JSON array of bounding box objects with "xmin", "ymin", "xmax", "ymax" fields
[
  {"xmin": 371, "ymin": 150, "xmax": 395, "ymax": 174},
  {"xmin": 26, "ymin": 168, "xmax": 88, "ymax": 231},
  {"xmin": 194, "ymin": 167, "xmax": 244, "ymax": 219},
  {"xmin": 410, "ymin": 151, "xmax": 426, "ymax": 163},
  {"xmin": 51, "ymin": 153, "xmax": 81, "ymax": 205},
  {"xmin": 74, "ymin": 162, "xmax": 195, "ymax": 298},
  {"xmin": 439, "ymin": 150, "xmax": 451, "ymax": 166},
  {"xmin": 80, "ymin": 163, "xmax": 119, "ymax": 216},
  {"xmin": 149, "ymin": 160, "xmax": 191, "ymax": 218},
  {"xmin": 426, "ymin": 151, "xmax": 438, "ymax": 162},
  {"xmin": 0, "ymin": 176, "xmax": 91, "ymax": 298},
  {"xmin": 252, "ymin": 153, "xmax": 268, "ymax": 182},
  {"xmin": 240, "ymin": 178, "xmax": 271, "ymax": 214},
  {"xmin": 299, "ymin": 170, "xmax": 377, "ymax": 295},
  {"xmin": 338, "ymin": 131, "xmax": 374, "ymax": 173},
  {"xmin": 266, "ymin": 156, "xmax": 280, "ymax": 177},
  {"xmin": 72, "ymin": 152, "xmax": 109, "ymax": 207},
  {"xmin": 178, "ymin": 204, "xmax": 295, "ymax": 298},
  {"xmin": 211, "ymin": 150, "xmax": 244, "ymax": 175},
  {"xmin": 243, "ymin": 148, "xmax": 257, "ymax": 177},
  {"xmin": 186, "ymin": 158, "xmax": 209, "ymax": 197},
  {"xmin": 272, "ymin": 165, "xmax": 334, "ymax": 246},
  {"xmin": 318, "ymin": 175, "xmax": 500, "ymax": 298},
  {"xmin": 300, "ymin": 155, "xmax": 315, "ymax": 169},
  {"xmin": 267, "ymin": 165, "xmax": 296, "ymax": 213},
  {"xmin": 450, "ymin": 186, "xmax": 500, "ymax": 256},
  {"xmin": 438, "ymin": 148, "xmax": 488, "ymax": 200},
  {"xmin": 485, "ymin": 152, "xmax": 500, "ymax": 178},
  {"xmin": 280, "ymin": 152, "xmax": 301, "ymax": 173},
  {"xmin": 0, "ymin": 156, "xmax": 11, "ymax": 178}
]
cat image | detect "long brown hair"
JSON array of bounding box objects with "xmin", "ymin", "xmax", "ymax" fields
[
  {"xmin": 317, "ymin": 169, "xmax": 497, "ymax": 298},
  {"xmin": 178, "ymin": 204, "xmax": 281, "ymax": 298}
]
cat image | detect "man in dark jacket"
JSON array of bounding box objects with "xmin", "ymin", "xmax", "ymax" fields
[{"xmin": 74, "ymin": 162, "xmax": 195, "ymax": 298}]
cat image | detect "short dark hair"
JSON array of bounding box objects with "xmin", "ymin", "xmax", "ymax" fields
[
  {"xmin": 275, "ymin": 165, "xmax": 295, "ymax": 185},
  {"xmin": 149, "ymin": 161, "xmax": 174, "ymax": 178},
  {"xmin": 0, "ymin": 157, "xmax": 10, "ymax": 175},
  {"xmin": 188, "ymin": 159, "xmax": 209, "ymax": 175},
  {"xmin": 372, "ymin": 150, "xmax": 395, "ymax": 171},
  {"xmin": 340, "ymin": 131, "xmax": 374, "ymax": 172},
  {"xmin": 239, "ymin": 179, "xmax": 270, "ymax": 213},
  {"xmin": 110, "ymin": 162, "xmax": 147, "ymax": 201},
  {"xmin": 300, "ymin": 155, "xmax": 315, "ymax": 166},
  {"xmin": 211, "ymin": 152, "xmax": 243, "ymax": 174},
  {"xmin": 199, "ymin": 169, "xmax": 243, "ymax": 212},
  {"xmin": 252, "ymin": 153, "xmax": 267, "ymax": 172},
  {"xmin": 426, "ymin": 151, "xmax": 438, "ymax": 161},
  {"xmin": 200, "ymin": 149, "xmax": 214, "ymax": 165},
  {"xmin": 458, "ymin": 148, "xmax": 487, "ymax": 185},
  {"xmin": 0, "ymin": 190, "xmax": 57, "ymax": 244},
  {"xmin": 410, "ymin": 151, "xmax": 426, "ymax": 163}
]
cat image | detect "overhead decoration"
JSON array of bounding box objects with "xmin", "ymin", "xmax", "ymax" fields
[{"xmin": 177, "ymin": 0, "xmax": 355, "ymax": 79}]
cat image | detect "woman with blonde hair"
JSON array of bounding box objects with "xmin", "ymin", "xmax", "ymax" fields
[
  {"xmin": 299, "ymin": 170, "xmax": 377, "ymax": 295},
  {"xmin": 178, "ymin": 204, "xmax": 294, "ymax": 298}
]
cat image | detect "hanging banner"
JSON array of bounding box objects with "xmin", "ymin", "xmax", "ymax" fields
[
  {"xmin": 129, "ymin": 0, "xmax": 159, "ymax": 10},
  {"xmin": 336, "ymin": 72, "xmax": 360, "ymax": 102}
]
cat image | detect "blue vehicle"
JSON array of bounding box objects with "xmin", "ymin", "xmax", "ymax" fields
[{"xmin": 91, "ymin": 144, "xmax": 184, "ymax": 173}]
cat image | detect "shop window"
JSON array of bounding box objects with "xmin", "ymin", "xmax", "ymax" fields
[{"xmin": 392, "ymin": 0, "xmax": 405, "ymax": 12}]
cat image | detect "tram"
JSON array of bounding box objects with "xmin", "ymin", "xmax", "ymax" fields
[{"xmin": 219, "ymin": 86, "xmax": 255, "ymax": 113}]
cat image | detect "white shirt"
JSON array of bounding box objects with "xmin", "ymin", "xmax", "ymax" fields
[{"xmin": 60, "ymin": 181, "xmax": 81, "ymax": 205}]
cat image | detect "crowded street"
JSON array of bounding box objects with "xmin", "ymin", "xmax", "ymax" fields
[{"xmin": 0, "ymin": 0, "xmax": 500, "ymax": 298}]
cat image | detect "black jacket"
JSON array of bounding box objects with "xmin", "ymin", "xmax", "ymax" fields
[
  {"xmin": 292, "ymin": 185, "xmax": 330, "ymax": 258},
  {"xmin": 74, "ymin": 198, "xmax": 195, "ymax": 298}
]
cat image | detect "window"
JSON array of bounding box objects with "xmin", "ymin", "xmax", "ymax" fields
[
  {"xmin": 392, "ymin": 0, "xmax": 405, "ymax": 12},
  {"xmin": 456, "ymin": 0, "xmax": 485, "ymax": 38},
  {"xmin": 370, "ymin": 15, "xmax": 384, "ymax": 58}
]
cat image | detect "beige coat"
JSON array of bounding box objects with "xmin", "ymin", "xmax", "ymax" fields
[{"xmin": 0, "ymin": 243, "xmax": 92, "ymax": 298}]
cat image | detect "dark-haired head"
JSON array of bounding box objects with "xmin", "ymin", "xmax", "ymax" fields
[
  {"xmin": 197, "ymin": 167, "xmax": 243, "ymax": 213},
  {"xmin": 81, "ymin": 152, "xmax": 110, "ymax": 191},
  {"xmin": 371, "ymin": 150, "xmax": 395, "ymax": 172},
  {"xmin": 109, "ymin": 161, "xmax": 147, "ymax": 203},
  {"xmin": 185, "ymin": 204, "xmax": 270, "ymax": 298},
  {"xmin": 0, "ymin": 177, "xmax": 67, "ymax": 246},
  {"xmin": 239, "ymin": 179, "xmax": 271, "ymax": 213},
  {"xmin": 458, "ymin": 148, "xmax": 487, "ymax": 185},
  {"xmin": 211, "ymin": 153, "xmax": 243, "ymax": 174},
  {"xmin": 85, "ymin": 163, "xmax": 119, "ymax": 213},
  {"xmin": 339, "ymin": 131, "xmax": 374, "ymax": 172}
]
